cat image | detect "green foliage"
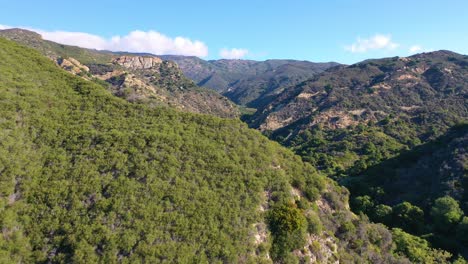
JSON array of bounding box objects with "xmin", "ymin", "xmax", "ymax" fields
[
  {"xmin": 306, "ymin": 212, "xmax": 322, "ymax": 235},
  {"xmin": 351, "ymin": 195, "xmax": 374, "ymax": 215},
  {"xmin": 392, "ymin": 202, "xmax": 425, "ymax": 234},
  {"xmin": 454, "ymin": 255, "xmax": 468, "ymax": 264},
  {"xmin": 431, "ymin": 196, "xmax": 463, "ymax": 233},
  {"xmin": 267, "ymin": 204, "xmax": 307, "ymax": 260},
  {"xmin": 0, "ymin": 38, "xmax": 324, "ymax": 263},
  {"xmin": 338, "ymin": 221, "xmax": 356, "ymax": 239},
  {"xmin": 372, "ymin": 204, "xmax": 393, "ymax": 224},
  {"xmin": 392, "ymin": 228, "xmax": 452, "ymax": 263},
  {"xmin": 346, "ymin": 125, "xmax": 468, "ymax": 257}
]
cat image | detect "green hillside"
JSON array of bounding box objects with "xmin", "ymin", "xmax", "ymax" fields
[
  {"xmin": 0, "ymin": 36, "xmax": 320, "ymax": 263},
  {"xmin": 348, "ymin": 124, "xmax": 468, "ymax": 256},
  {"xmin": 248, "ymin": 51, "xmax": 467, "ymax": 178},
  {"xmin": 0, "ymin": 37, "xmax": 459, "ymax": 263}
]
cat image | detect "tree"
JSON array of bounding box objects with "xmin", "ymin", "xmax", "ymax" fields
[
  {"xmin": 351, "ymin": 195, "xmax": 374, "ymax": 215},
  {"xmin": 430, "ymin": 196, "xmax": 463, "ymax": 233},
  {"xmin": 372, "ymin": 204, "xmax": 393, "ymax": 225},
  {"xmin": 267, "ymin": 204, "xmax": 307, "ymax": 260},
  {"xmin": 392, "ymin": 202, "xmax": 424, "ymax": 234}
]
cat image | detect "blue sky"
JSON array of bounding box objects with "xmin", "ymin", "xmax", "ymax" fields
[{"xmin": 1, "ymin": 0, "xmax": 467, "ymax": 63}]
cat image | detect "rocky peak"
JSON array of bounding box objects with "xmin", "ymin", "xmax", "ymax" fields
[{"xmin": 113, "ymin": 56, "xmax": 163, "ymax": 70}]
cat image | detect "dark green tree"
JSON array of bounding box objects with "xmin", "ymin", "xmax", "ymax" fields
[
  {"xmin": 392, "ymin": 202, "xmax": 424, "ymax": 234},
  {"xmin": 430, "ymin": 196, "xmax": 463, "ymax": 233}
]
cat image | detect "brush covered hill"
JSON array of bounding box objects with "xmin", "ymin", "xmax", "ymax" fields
[
  {"xmin": 0, "ymin": 37, "xmax": 458, "ymax": 263},
  {"xmin": 247, "ymin": 51, "xmax": 467, "ymax": 176},
  {"xmin": 0, "ymin": 28, "xmax": 239, "ymax": 118},
  {"xmin": 160, "ymin": 55, "xmax": 340, "ymax": 108},
  {"xmin": 347, "ymin": 124, "xmax": 468, "ymax": 256}
]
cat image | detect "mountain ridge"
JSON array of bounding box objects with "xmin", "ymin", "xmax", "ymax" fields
[
  {"xmin": 0, "ymin": 28, "xmax": 240, "ymax": 118},
  {"xmin": 159, "ymin": 55, "xmax": 341, "ymax": 107}
]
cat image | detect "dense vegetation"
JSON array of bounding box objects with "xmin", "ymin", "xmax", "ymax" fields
[
  {"xmin": 0, "ymin": 37, "xmax": 463, "ymax": 263},
  {"xmin": 241, "ymin": 50, "xmax": 468, "ymax": 260},
  {"xmin": 0, "ymin": 37, "xmax": 325, "ymax": 263},
  {"xmin": 348, "ymin": 125, "xmax": 468, "ymax": 256}
]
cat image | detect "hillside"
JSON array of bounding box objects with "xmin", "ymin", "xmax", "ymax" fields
[
  {"xmin": 0, "ymin": 36, "xmax": 456, "ymax": 263},
  {"xmin": 247, "ymin": 51, "xmax": 467, "ymax": 176},
  {"xmin": 348, "ymin": 124, "xmax": 468, "ymax": 256},
  {"xmin": 160, "ymin": 55, "xmax": 339, "ymax": 108},
  {"xmin": 0, "ymin": 28, "xmax": 239, "ymax": 118}
]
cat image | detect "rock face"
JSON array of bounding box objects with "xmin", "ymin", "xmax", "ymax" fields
[
  {"xmin": 113, "ymin": 56, "xmax": 163, "ymax": 70},
  {"xmin": 56, "ymin": 57, "xmax": 90, "ymax": 75}
]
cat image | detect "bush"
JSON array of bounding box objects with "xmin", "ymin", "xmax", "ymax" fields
[
  {"xmin": 392, "ymin": 228, "xmax": 452, "ymax": 263},
  {"xmin": 392, "ymin": 202, "xmax": 424, "ymax": 234},
  {"xmin": 306, "ymin": 212, "xmax": 323, "ymax": 234},
  {"xmin": 351, "ymin": 195, "xmax": 374, "ymax": 215},
  {"xmin": 431, "ymin": 196, "xmax": 463, "ymax": 233},
  {"xmin": 372, "ymin": 204, "xmax": 393, "ymax": 225},
  {"xmin": 267, "ymin": 204, "xmax": 307, "ymax": 260}
]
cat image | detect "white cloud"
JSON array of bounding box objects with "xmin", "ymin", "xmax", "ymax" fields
[
  {"xmin": 408, "ymin": 45, "xmax": 433, "ymax": 54},
  {"xmin": 345, "ymin": 34, "xmax": 399, "ymax": 53},
  {"xmin": 39, "ymin": 30, "xmax": 109, "ymax": 50},
  {"xmin": 107, "ymin": 30, "xmax": 208, "ymax": 57},
  {"xmin": 0, "ymin": 25, "xmax": 208, "ymax": 57},
  {"xmin": 219, "ymin": 48, "xmax": 249, "ymax": 59},
  {"xmin": 409, "ymin": 45, "xmax": 423, "ymax": 53}
]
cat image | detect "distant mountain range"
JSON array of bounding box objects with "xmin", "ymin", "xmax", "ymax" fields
[{"xmin": 160, "ymin": 55, "xmax": 340, "ymax": 108}]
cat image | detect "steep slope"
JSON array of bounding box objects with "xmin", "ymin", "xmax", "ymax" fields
[
  {"xmin": 248, "ymin": 51, "xmax": 467, "ymax": 176},
  {"xmin": 160, "ymin": 55, "xmax": 339, "ymax": 107},
  {"xmin": 0, "ymin": 37, "xmax": 453, "ymax": 263},
  {"xmin": 349, "ymin": 124, "xmax": 468, "ymax": 209},
  {"xmin": 348, "ymin": 124, "xmax": 468, "ymax": 256},
  {"xmin": 0, "ymin": 28, "xmax": 239, "ymax": 118}
]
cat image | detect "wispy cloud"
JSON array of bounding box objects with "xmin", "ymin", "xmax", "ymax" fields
[
  {"xmin": 0, "ymin": 25, "xmax": 209, "ymax": 57},
  {"xmin": 408, "ymin": 45, "xmax": 433, "ymax": 54},
  {"xmin": 345, "ymin": 34, "xmax": 399, "ymax": 53},
  {"xmin": 219, "ymin": 48, "xmax": 249, "ymax": 59},
  {"xmin": 409, "ymin": 45, "xmax": 423, "ymax": 53}
]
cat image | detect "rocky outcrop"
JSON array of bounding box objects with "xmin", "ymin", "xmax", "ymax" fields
[
  {"xmin": 113, "ymin": 56, "xmax": 163, "ymax": 70},
  {"xmin": 56, "ymin": 57, "xmax": 89, "ymax": 75}
]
